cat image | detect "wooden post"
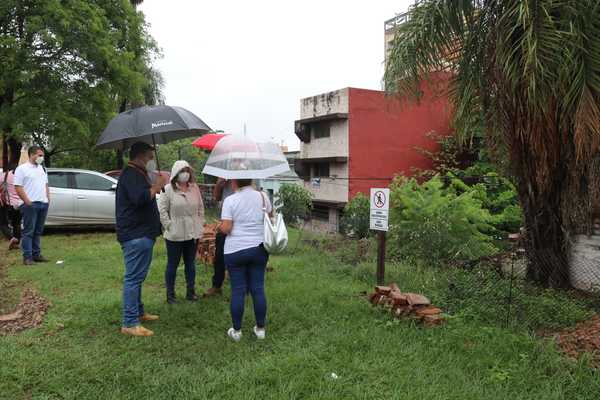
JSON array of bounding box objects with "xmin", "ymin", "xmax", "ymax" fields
[{"xmin": 377, "ymin": 231, "xmax": 386, "ymax": 285}]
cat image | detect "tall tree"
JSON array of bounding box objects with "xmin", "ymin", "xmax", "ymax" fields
[
  {"xmin": 113, "ymin": 0, "xmax": 164, "ymax": 170},
  {"xmin": 0, "ymin": 0, "xmax": 158, "ymax": 169},
  {"xmin": 385, "ymin": 0, "xmax": 600, "ymax": 287}
]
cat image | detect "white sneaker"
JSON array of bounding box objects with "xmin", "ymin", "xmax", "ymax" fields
[
  {"xmin": 253, "ymin": 326, "xmax": 266, "ymax": 340},
  {"xmin": 227, "ymin": 328, "xmax": 242, "ymax": 342}
]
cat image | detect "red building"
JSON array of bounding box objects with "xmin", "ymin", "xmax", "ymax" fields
[{"xmin": 294, "ymin": 76, "xmax": 452, "ymax": 231}]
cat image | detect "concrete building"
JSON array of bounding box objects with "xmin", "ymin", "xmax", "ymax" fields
[
  {"xmin": 294, "ymin": 74, "xmax": 452, "ymax": 232},
  {"xmin": 384, "ymin": 2, "xmax": 421, "ymax": 67},
  {"xmin": 257, "ymin": 151, "xmax": 302, "ymax": 205}
]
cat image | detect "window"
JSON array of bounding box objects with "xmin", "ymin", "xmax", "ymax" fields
[
  {"xmin": 311, "ymin": 204, "xmax": 329, "ymax": 221},
  {"xmin": 48, "ymin": 172, "xmax": 71, "ymax": 189},
  {"xmin": 313, "ymin": 162, "xmax": 330, "ymax": 178},
  {"xmin": 74, "ymin": 173, "xmax": 114, "ymax": 191},
  {"xmin": 312, "ymin": 122, "xmax": 330, "ymax": 139}
]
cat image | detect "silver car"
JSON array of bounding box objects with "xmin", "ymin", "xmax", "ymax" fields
[{"xmin": 46, "ymin": 168, "xmax": 118, "ymax": 226}]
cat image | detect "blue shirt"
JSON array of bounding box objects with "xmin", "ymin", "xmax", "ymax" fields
[{"xmin": 115, "ymin": 165, "xmax": 161, "ymax": 243}]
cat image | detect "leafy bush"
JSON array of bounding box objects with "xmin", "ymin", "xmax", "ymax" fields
[
  {"xmin": 275, "ymin": 183, "xmax": 313, "ymax": 225},
  {"xmin": 414, "ymin": 132, "xmax": 524, "ymax": 235},
  {"xmin": 340, "ymin": 193, "xmax": 371, "ymax": 238},
  {"xmin": 458, "ymin": 164, "xmax": 523, "ymax": 234},
  {"xmin": 388, "ymin": 176, "xmax": 499, "ymax": 266}
]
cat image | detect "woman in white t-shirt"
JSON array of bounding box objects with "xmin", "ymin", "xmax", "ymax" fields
[{"xmin": 219, "ymin": 178, "xmax": 272, "ymax": 342}]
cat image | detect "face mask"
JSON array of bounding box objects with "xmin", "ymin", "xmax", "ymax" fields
[
  {"xmin": 145, "ymin": 159, "xmax": 157, "ymax": 173},
  {"xmin": 177, "ymin": 172, "xmax": 190, "ymax": 183},
  {"xmin": 35, "ymin": 156, "xmax": 44, "ymax": 165}
]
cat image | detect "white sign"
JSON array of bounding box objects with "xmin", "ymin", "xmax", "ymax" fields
[{"xmin": 370, "ymin": 188, "xmax": 390, "ymax": 231}]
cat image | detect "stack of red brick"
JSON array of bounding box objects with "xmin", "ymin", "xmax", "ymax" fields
[
  {"xmin": 197, "ymin": 223, "xmax": 218, "ymax": 264},
  {"xmin": 368, "ymin": 283, "xmax": 444, "ymax": 326}
]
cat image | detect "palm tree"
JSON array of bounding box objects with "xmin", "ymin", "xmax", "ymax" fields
[{"xmin": 385, "ymin": 0, "xmax": 600, "ymax": 288}]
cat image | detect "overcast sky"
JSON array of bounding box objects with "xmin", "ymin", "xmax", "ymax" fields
[{"xmin": 139, "ymin": 0, "xmax": 415, "ymax": 151}]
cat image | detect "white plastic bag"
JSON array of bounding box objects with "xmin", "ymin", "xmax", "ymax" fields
[{"xmin": 260, "ymin": 192, "xmax": 288, "ymax": 254}]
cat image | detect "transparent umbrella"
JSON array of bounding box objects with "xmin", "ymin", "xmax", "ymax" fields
[{"xmin": 202, "ymin": 135, "xmax": 290, "ymax": 179}]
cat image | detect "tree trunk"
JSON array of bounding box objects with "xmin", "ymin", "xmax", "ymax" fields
[
  {"xmin": 6, "ymin": 136, "xmax": 22, "ymax": 169},
  {"xmin": 2, "ymin": 133, "xmax": 8, "ymax": 170},
  {"xmin": 44, "ymin": 152, "xmax": 52, "ymax": 168},
  {"xmin": 516, "ymin": 145, "xmax": 599, "ymax": 289},
  {"xmin": 520, "ymin": 189, "xmax": 570, "ymax": 288},
  {"xmin": 115, "ymin": 98, "xmax": 128, "ymax": 169}
]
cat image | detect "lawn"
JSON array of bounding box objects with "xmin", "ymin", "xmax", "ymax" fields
[{"xmin": 0, "ymin": 230, "xmax": 599, "ymax": 399}]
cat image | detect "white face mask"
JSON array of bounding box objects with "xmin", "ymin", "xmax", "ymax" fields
[
  {"xmin": 35, "ymin": 156, "xmax": 44, "ymax": 165},
  {"xmin": 145, "ymin": 159, "xmax": 157, "ymax": 173},
  {"xmin": 177, "ymin": 172, "xmax": 190, "ymax": 183}
]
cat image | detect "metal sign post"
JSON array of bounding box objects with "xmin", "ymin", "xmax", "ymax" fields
[{"xmin": 370, "ymin": 188, "xmax": 390, "ymax": 285}]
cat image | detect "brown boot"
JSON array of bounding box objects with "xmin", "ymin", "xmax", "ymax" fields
[
  {"xmin": 139, "ymin": 313, "xmax": 159, "ymax": 322},
  {"xmin": 120, "ymin": 325, "xmax": 154, "ymax": 337},
  {"xmin": 203, "ymin": 287, "xmax": 222, "ymax": 298}
]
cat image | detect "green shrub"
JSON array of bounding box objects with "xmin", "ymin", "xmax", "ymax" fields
[
  {"xmin": 413, "ymin": 133, "xmax": 524, "ymax": 235},
  {"xmin": 340, "ymin": 193, "xmax": 371, "ymax": 238},
  {"xmin": 388, "ymin": 176, "xmax": 499, "ymax": 266},
  {"xmin": 459, "ymin": 165, "xmax": 524, "ymax": 234},
  {"xmin": 275, "ymin": 183, "xmax": 313, "ymax": 226}
]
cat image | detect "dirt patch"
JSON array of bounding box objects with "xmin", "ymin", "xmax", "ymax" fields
[
  {"xmin": 0, "ymin": 244, "xmax": 21, "ymax": 314},
  {"xmin": 546, "ymin": 315, "xmax": 600, "ymax": 367},
  {"xmin": 0, "ymin": 289, "xmax": 51, "ymax": 335}
]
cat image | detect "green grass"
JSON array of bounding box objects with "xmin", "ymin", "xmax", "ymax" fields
[{"xmin": 0, "ymin": 230, "xmax": 599, "ymax": 399}]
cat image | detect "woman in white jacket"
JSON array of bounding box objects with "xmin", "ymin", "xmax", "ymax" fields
[{"xmin": 158, "ymin": 160, "xmax": 204, "ymax": 303}]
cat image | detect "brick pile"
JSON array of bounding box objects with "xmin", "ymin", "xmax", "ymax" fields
[
  {"xmin": 197, "ymin": 223, "xmax": 218, "ymax": 264},
  {"xmin": 368, "ymin": 283, "xmax": 444, "ymax": 326}
]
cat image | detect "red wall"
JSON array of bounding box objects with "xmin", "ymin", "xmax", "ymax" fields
[{"xmin": 347, "ymin": 74, "xmax": 452, "ymax": 198}]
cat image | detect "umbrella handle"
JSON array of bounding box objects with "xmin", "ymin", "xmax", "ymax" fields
[{"xmin": 152, "ymin": 135, "xmax": 165, "ymax": 193}]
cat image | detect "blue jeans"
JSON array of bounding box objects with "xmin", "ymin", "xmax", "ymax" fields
[
  {"xmin": 121, "ymin": 237, "xmax": 155, "ymax": 327},
  {"xmin": 225, "ymin": 245, "xmax": 269, "ymax": 331},
  {"xmin": 165, "ymin": 239, "xmax": 197, "ymax": 291},
  {"xmin": 20, "ymin": 202, "xmax": 49, "ymax": 260}
]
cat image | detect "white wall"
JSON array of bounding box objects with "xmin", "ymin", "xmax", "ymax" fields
[
  {"xmin": 301, "ymin": 120, "xmax": 349, "ymax": 160},
  {"xmin": 300, "ymin": 88, "xmax": 349, "ymax": 119},
  {"xmin": 303, "ymin": 162, "xmax": 349, "ymax": 204}
]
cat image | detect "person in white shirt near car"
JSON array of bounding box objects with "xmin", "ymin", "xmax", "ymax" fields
[{"xmin": 13, "ymin": 146, "xmax": 50, "ymax": 266}]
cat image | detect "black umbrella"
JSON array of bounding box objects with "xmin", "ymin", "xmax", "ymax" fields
[
  {"xmin": 96, "ymin": 105, "xmax": 211, "ymax": 150},
  {"xmin": 96, "ymin": 105, "xmax": 211, "ymax": 171}
]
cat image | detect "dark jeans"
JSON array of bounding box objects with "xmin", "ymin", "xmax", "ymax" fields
[
  {"xmin": 165, "ymin": 239, "xmax": 197, "ymax": 291},
  {"xmin": 225, "ymin": 245, "xmax": 269, "ymax": 331},
  {"xmin": 212, "ymin": 233, "xmax": 226, "ymax": 288},
  {"xmin": 20, "ymin": 202, "xmax": 48, "ymax": 260},
  {"xmin": 121, "ymin": 237, "xmax": 155, "ymax": 327},
  {"xmin": 0, "ymin": 206, "xmax": 21, "ymax": 240}
]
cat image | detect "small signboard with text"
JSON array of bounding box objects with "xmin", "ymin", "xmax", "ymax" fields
[{"xmin": 370, "ymin": 188, "xmax": 390, "ymax": 232}]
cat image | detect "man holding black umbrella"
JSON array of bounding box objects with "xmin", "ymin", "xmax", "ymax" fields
[{"xmin": 117, "ymin": 142, "xmax": 167, "ymax": 337}]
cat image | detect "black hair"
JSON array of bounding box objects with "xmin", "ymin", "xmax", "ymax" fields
[
  {"xmin": 28, "ymin": 145, "xmax": 43, "ymax": 157},
  {"xmin": 129, "ymin": 142, "xmax": 154, "ymax": 160},
  {"xmin": 236, "ymin": 179, "xmax": 252, "ymax": 188}
]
